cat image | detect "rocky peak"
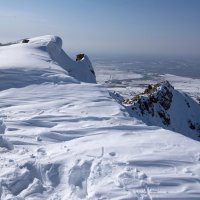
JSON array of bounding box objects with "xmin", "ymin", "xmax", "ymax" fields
[
  {"xmin": 124, "ymin": 81, "xmax": 173, "ymax": 125},
  {"xmin": 124, "ymin": 81, "xmax": 200, "ymax": 140}
]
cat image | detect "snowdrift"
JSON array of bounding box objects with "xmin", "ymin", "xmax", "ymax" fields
[
  {"xmin": 0, "ymin": 36, "xmax": 200, "ymax": 200},
  {"xmin": 0, "ymin": 35, "xmax": 96, "ymax": 91}
]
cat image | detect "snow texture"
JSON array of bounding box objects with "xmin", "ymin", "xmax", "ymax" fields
[{"xmin": 0, "ymin": 35, "xmax": 199, "ymax": 200}]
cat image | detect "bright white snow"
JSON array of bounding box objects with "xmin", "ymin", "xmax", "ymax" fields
[{"xmin": 0, "ymin": 35, "xmax": 200, "ymax": 200}]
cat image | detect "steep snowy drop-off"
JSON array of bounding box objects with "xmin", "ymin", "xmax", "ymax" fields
[{"xmin": 0, "ymin": 35, "xmax": 200, "ymax": 200}]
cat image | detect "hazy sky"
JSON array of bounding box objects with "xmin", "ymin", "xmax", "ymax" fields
[{"xmin": 0, "ymin": 0, "xmax": 200, "ymax": 57}]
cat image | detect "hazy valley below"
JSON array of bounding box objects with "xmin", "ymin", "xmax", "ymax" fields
[{"xmin": 93, "ymin": 57, "xmax": 200, "ymax": 100}]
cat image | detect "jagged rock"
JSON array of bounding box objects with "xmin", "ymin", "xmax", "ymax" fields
[
  {"xmin": 124, "ymin": 81, "xmax": 200, "ymax": 140},
  {"xmin": 22, "ymin": 39, "xmax": 29, "ymax": 43},
  {"xmin": 76, "ymin": 53, "xmax": 85, "ymax": 61},
  {"xmin": 158, "ymin": 111, "xmax": 170, "ymax": 126},
  {"xmin": 127, "ymin": 81, "xmax": 173, "ymax": 122}
]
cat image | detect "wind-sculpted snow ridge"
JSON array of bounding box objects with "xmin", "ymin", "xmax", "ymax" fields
[
  {"xmin": 0, "ymin": 36, "xmax": 200, "ymax": 199},
  {"xmin": 124, "ymin": 81, "xmax": 200, "ymax": 141},
  {"xmin": 0, "ymin": 35, "xmax": 96, "ymax": 91}
]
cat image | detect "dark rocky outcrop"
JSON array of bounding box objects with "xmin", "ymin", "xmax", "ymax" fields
[
  {"xmin": 76, "ymin": 54, "xmax": 85, "ymax": 61},
  {"xmin": 123, "ymin": 81, "xmax": 200, "ymax": 140},
  {"xmin": 125, "ymin": 81, "xmax": 173, "ymax": 125},
  {"xmin": 22, "ymin": 39, "xmax": 29, "ymax": 43}
]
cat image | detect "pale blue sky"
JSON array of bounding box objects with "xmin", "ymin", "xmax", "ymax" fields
[{"xmin": 0, "ymin": 0, "xmax": 200, "ymax": 57}]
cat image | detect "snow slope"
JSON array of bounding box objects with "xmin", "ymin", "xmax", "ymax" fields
[
  {"xmin": 0, "ymin": 35, "xmax": 96, "ymax": 91},
  {"xmin": 0, "ymin": 36, "xmax": 200, "ymax": 200}
]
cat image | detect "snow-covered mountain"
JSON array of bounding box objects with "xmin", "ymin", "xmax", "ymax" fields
[
  {"xmin": 0, "ymin": 35, "xmax": 96, "ymax": 91},
  {"xmin": 0, "ymin": 35, "xmax": 200, "ymax": 200},
  {"xmin": 124, "ymin": 81, "xmax": 200, "ymax": 141}
]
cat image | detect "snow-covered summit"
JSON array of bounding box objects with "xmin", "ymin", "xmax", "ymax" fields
[
  {"xmin": 0, "ymin": 35, "xmax": 96, "ymax": 91},
  {"xmin": 125, "ymin": 81, "xmax": 200, "ymax": 140}
]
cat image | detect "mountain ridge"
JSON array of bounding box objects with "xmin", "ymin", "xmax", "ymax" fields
[
  {"xmin": 120, "ymin": 81, "xmax": 200, "ymax": 140},
  {"xmin": 0, "ymin": 35, "xmax": 200, "ymax": 199}
]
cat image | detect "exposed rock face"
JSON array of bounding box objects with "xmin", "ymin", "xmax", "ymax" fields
[
  {"xmin": 124, "ymin": 81, "xmax": 200, "ymax": 140},
  {"xmin": 76, "ymin": 54, "xmax": 85, "ymax": 61},
  {"xmin": 125, "ymin": 81, "xmax": 173, "ymax": 126},
  {"xmin": 22, "ymin": 39, "xmax": 29, "ymax": 43}
]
